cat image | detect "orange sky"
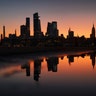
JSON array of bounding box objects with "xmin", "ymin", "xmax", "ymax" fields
[
  {"xmin": 0, "ymin": 0, "xmax": 96, "ymax": 38},
  {"xmin": 0, "ymin": 16, "xmax": 94, "ymax": 38}
]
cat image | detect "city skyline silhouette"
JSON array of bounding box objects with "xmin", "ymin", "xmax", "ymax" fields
[
  {"xmin": 0, "ymin": 12, "xmax": 96, "ymax": 38},
  {"xmin": 0, "ymin": 1, "xmax": 96, "ymax": 96},
  {"xmin": 0, "ymin": 12, "xmax": 95, "ymax": 53},
  {"xmin": 0, "ymin": 0, "xmax": 96, "ymax": 37}
]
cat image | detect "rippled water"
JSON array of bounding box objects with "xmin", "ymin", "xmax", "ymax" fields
[{"xmin": 0, "ymin": 51, "xmax": 96, "ymax": 96}]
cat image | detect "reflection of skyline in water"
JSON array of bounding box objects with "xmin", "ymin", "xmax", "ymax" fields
[
  {"xmin": 0, "ymin": 52, "xmax": 96, "ymax": 96},
  {"xmin": 0, "ymin": 52, "xmax": 96, "ymax": 81}
]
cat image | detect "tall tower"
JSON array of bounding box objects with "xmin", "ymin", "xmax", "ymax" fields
[
  {"xmin": 1, "ymin": 34, "xmax": 3, "ymax": 41},
  {"xmin": 3, "ymin": 26, "xmax": 5, "ymax": 39},
  {"xmin": 90, "ymin": 24, "xmax": 96, "ymax": 46},
  {"xmin": 20, "ymin": 17, "xmax": 30, "ymax": 38},
  {"xmin": 20, "ymin": 25, "xmax": 26, "ymax": 38},
  {"xmin": 90, "ymin": 24, "xmax": 95, "ymax": 39},
  {"xmin": 67, "ymin": 28, "xmax": 74, "ymax": 38},
  {"xmin": 33, "ymin": 12, "xmax": 43, "ymax": 37},
  {"xmin": 46, "ymin": 21, "xmax": 59, "ymax": 37},
  {"xmin": 26, "ymin": 17, "xmax": 30, "ymax": 37}
]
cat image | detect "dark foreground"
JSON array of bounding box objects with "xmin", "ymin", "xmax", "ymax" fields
[{"xmin": 0, "ymin": 46, "xmax": 95, "ymax": 55}]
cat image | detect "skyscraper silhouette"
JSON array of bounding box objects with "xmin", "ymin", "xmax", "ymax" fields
[
  {"xmin": 67, "ymin": 28, "xmax": 74, "ymax": 38},
  {"xmin": 20, "ymin": 25, "xmax": 26, "ymax": 38},
  {"xmin": 26, "ymin": 17, "xmax": 30, "ymax": 37},
  {"xmin": 46, "ymin": 21, "xmax": 59, "ymax": 37},
  {"xmin": 15, "ymin": 29, "xmax": 17, "ymax": 36},
  {"xmin": 1, "ymin": 34, "xmax": 3, "ymax": 41},
  {"xmin": 90, "ymin": 24, "xmax": 95, "ymax": 39},
  {"xmin": 33, "ymin": 12, "xmax": 43, "ymax": 37},
  {"xmin": 20, "ymin": 17, "xmax": 30, "ymax": 38},
  {"xmin": 3, "ymin": 26, "xmax": 5, "ymax": 39},
  {"xmin": 90, "ymin": 24, "xmax": 96, "ymax": 45}
]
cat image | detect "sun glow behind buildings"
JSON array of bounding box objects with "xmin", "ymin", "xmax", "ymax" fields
[
  {"xmin": 0, "ymin": 0, "xmax": 96, "ymax": 38},
  {"xmin": 0, "ymin": 15, "xmax": 95, "ymax": 38}
]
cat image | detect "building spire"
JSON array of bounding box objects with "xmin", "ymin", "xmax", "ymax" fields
[
  {"xmin": 68, "ymin": 27, "xmax": 71, "ymax": 32},
  {"xmin": 92, "ymin": 23, "xmax": 95, "ymax": 32},
  {"xmin": 15, "ymin": 29, "xmax": 17, "ymax": 36},
  {"xmin": 90, "ymin": 23, "xmax": 95, "ymax": 39},
  {"xmin": 93, "ymin": 23, "xmax": 95, "ymax": 28}
]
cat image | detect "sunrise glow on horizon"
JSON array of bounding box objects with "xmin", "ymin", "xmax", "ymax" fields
[{"xmin": 0, "ymin": 0, "xmax": 96, "ymax": 38}]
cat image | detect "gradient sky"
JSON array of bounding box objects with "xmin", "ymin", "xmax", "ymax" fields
[{"xmin": 0, "ymin": 0, "xmax": 96, "ymax": 37}]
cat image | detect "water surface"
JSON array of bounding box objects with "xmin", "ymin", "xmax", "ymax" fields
[{"xmin": 0, "ymin": 51, "xmax": 96, "ymax": 96}]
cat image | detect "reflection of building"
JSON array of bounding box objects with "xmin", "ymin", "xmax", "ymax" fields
[
  {"xmin": 67, "ymin": 55, "xmax": 74, "ymax": 65},
  {"xmin": 61, "ymin": 56, "xmax": 64, "ymax": 60},
  {"xmin": 46, "ymin": 21, "xmax": 59, "ymax": 37},
  {"xmin": 33, "ymin": 12, "xmax": 43, "ymax": 37},
  {"xmin": 21, "ymin": 63, "xmax": 30, "ymax": 76},
  {"xmin": 34, "ymin": 59, "xmax": 43, "ymax": 81},
  {"xmin": 46, "ymin": 57, "xmax": 59, "ymax": 72},
  {"xmin": 81, "ymin": 54, "xmax": 86, "ymax": 58},
  {"xmin": 90, "ymin": 53, "xmax": 96, "ymax": 69}
]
